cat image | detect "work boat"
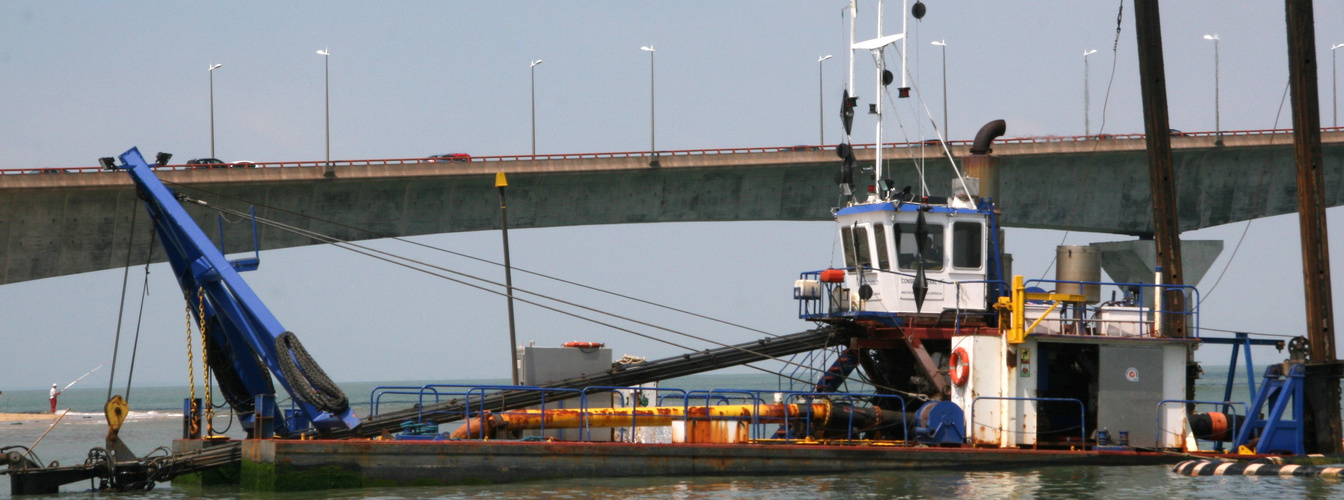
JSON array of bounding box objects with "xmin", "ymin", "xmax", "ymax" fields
[{"xmin": 795, "ymin": 164, "xmax": 1200, "ymax": 451}]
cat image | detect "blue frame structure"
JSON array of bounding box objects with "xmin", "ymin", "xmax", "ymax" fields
[{"xmin": 115, "ymin": 147, "xmax": 359, "ymax": 436}]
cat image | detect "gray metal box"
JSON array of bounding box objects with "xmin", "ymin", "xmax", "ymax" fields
[
  {"xmin": 519, "ymin": 346, "xmax": 612, "ymax": 386},
  {"xmin": 1096, "ymin": 345, "xmax": 1164, "ymax": 448}
]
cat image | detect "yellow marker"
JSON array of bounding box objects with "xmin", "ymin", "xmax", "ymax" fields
[{"xmin": 495, "ymin": 172, "xmax": 508, "ymax": 188}]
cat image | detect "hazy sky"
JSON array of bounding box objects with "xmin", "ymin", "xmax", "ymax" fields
[{"xmin": 4, "ymin": 1, "xmax": 1344, "ymax": 394}]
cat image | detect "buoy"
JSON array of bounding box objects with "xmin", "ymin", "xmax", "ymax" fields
[
  {"xmin": 562, "ymin": 342, "xmax": 604, "ymax": 349},
  {"xmin": 819, "ymin": 269, "xmax": 846, "ymax": 283},
  {"xmin": 949, "ymin": 347, "xmax": 970, "ymax": 386}
]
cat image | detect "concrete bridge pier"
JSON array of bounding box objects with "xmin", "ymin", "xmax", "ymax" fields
[{"xmin": 1090, "ymin": 239, "xmax": 1225, "ymax": 305}]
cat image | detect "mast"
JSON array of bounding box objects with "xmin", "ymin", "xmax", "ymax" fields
[
  {"xmin": 1132, "ymin": 0, "xmax": 1185, "ymax": 339},
  {"xmin": 1284, "ymin": 0, "xmax": 1343, "ymax": 454},
  {"xmin": 874, "ymin": 0, "xmax": 884, "ymax": 189},
  {"xmin": 847, "ymin": 0, "xmax": 856, "ymax": 103}
]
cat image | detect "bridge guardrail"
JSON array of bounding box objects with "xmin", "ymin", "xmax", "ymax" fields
[{"xmin": 7, "ymin": 126, "xmax": 1338, "ymax": 174}]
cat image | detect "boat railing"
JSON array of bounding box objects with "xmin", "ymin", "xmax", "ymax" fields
[
  {"xmin": 796, "ymin": 268, "xmax": 958, "ymax": 319},
  {"xmin": 464, "ymin": 385, "xmax": 585, "ymax": 436},
  {"xmin": 970, "ymin": 396, "xmax": 1086, "ymax": 446},
  {"xmin": 1156, "ymin": 400, "xmax": 1248, "ymax": 452},
  {"xmin": 370, "ymin": 384, "xmax": 585, "ymax": 437},
  {"xmin": 683, "ymin": 389, "xmax": 776, "ymax": 439},
  {"xmin": 1022, "ymin": 279, "xmax": 1200, "ymax": 338},
  {"xmin": 778, "ymin": 348, "xmax": 838, "ymax": 393},
  {"xmin": 369, "ymin": 385, "xmax": 453, "ymax": 416},
  {"xmin": 780, "ymin": 392, "xmax": 909, "ymax": 443},
  {"xmin": 580, "ymin": 386, "xmax": 689, "ymax": 442}
]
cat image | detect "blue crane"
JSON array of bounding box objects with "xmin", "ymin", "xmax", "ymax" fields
[{"xmin": 110, "ymin": 147, "xmax": 359, "ymax": 437}]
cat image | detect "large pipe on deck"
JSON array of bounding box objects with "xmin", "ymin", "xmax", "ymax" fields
[{"xmin": 451, "ymin": 401, "xmax": 904, "ymax": 440}]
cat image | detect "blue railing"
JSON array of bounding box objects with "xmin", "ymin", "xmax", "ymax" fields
[
  {"xmin": 1023, "ymin": 279, "xmax": 1200, "ymax": 338},
  {"xmin": 579, "ymin": 386, "xmax": 688, "ymax": 442},
  {"xmin": 971, "ymin": 396, "xmax": 1086, "ymax": 446},
  {"xmin": 1156, "ymin": 400, "xmax": 1247, "ymax": 453},
  {"xmin": 372, "ymin": 384, "xmax": 915, "ymax": 444},
  {"xmin": 780, "ymin": 392, "xmax": 909, "ymax": 443}
]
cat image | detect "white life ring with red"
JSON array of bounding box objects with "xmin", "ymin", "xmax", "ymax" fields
[
  {"xmin": 949, "ymin": 347, "xmax": 970, "ymax": 386},
  {"xmin": 563, "ymin": 341, "xmax": 604, "ymax": 349}
]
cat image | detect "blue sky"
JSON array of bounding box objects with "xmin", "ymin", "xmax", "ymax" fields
[{"xmin": 3, "ymin": 1, "xmax": 1344, "ymax": 392}]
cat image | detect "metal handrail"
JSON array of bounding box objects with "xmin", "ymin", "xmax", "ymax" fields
[
  {"xmin": 780, "ymin": 392, "xmax": 908, "ymax": 443},
  {"xmin": 970, "ymin": 396, "xmax": 1086, "ymax": 446},
  {"xmin": 579, "ymin": 386, "xmax": 688, "ymax": 442},
  {"xmin": 10, "ymin": 126, "xmax": 1337, "ymax": 174},
  {"xmin": 1023, "ymin": 278, "xmax": 1201, "ymax": 338}
]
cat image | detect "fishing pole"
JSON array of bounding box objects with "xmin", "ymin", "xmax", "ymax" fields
[{"xmin": 62, "ymin": 362, "xmax": 109, "ymax": 392}]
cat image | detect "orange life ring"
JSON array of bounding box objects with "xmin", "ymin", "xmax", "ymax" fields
[
  {"xmin": 563, "ymin": 341, "xmax": 604, "ymax": 349},
  {"xmin": 949, "ymin": 347, "xmax": 970, "ymax": 386}
]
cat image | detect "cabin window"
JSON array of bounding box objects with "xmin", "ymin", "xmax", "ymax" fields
[
  {"xmin": 853, "ymin": 225, "xmax": 873, "ymax": 269},
  {"xmin": 952, "ymin": 222, "xmax": 983, "ymax": 269},
  {"xmin": 872, "ymin": 223, "xmax": 892, "ymax": 270},
  {"xmin": 895, "ymin": 223, "xmax": 945, "ymax": 271},
  {"xmin": 840, "ymin": 226, "xmax": 857, "ymax": 269}
]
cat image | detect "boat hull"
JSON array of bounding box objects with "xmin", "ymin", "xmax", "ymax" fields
[{"xmin": 234, "ymin": 438, "xmax": 1197, "ymax": 491}]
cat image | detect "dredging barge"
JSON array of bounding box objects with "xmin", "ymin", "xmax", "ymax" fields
[
  {"xmin": 1, "ymin": 136, "xmax": 1303, "ymax": 493},
  {"xmin": 7, "ymin": 0, "xmax": 1343, "ymax": 494}
]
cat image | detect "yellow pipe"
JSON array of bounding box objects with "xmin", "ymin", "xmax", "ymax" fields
[{"xmin": 451, "ymin": 402, "xmax": 832, "ymax": 439}]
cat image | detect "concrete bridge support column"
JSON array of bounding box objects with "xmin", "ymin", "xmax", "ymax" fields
[{"xmin": 1089, "ymin": 239, "xmax": 1224, "ymax": 306}]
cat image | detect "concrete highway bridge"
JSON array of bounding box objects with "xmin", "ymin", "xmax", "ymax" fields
[{"xmin": 2, "ymin": 127, "xmax": 1343, "ymax": 285}]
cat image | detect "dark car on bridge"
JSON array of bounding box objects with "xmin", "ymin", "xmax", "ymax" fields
[
  {"xmin": 187, "ymin": 158, "xmax": 226, "ymax": 169},
  {"xmin": 427, "ymin": 153, "xmax": 471, "ymax": 163},
  {"xmin": 187, "ymin": 158, "xmax": 256, "ymax": 169}
]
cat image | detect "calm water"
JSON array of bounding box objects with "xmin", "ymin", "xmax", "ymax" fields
[{"xmin": 1, "ymin": 372, "xmax": 1342, "ymax": 499}]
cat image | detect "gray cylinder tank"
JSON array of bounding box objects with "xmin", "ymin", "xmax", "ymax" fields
[{"xmin": 1056, "ymin": 245, "xmax": 1101, "ymax": 303}]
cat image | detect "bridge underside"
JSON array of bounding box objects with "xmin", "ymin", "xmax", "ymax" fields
[{"xmin": 2, "ymin": 135, "xmax": 1341, "ymax": 285}]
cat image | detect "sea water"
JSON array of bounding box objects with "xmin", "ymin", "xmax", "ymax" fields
[{"xmin": 1, "ymin": 371, "xmax": 1341, "ymax": 499}]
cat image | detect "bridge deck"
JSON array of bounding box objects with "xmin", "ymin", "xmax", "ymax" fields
[{"xmin": 2, "ymin": 130, "xmax": 1342, "ymax": 285}]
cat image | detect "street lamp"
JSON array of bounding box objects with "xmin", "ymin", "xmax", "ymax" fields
[
  {"xmin": 1083, "ymin": 49, "xmax": 1096, "ymax": 137},
  {"xmin": 641, "ymin": 45, "xmax": 658, "ymax": 168},
  {"xmin": 1203, "ymin": 34, "xmax": 1221, "ymax": 145},
  {"xmin": 932, "ymin": 41, "xmax": 947, "ymax": 138},
  {"xmin": 818, "ymin": 55, "xmax": 832, "ymax": 145},
  {"xmin": 530, "ymin": 59, "xmax": 543, "ymax": 155},
  {"xmin": 208, "ymin": 63, "xmax": 223, "ymax": 158},
  {"xmin": 1332, "ymin": 44, "xmax": 1344, "ymax": 128},
  {"xmin": 317, "ymin": 48, "xmax": 330, "ymax": 168}
]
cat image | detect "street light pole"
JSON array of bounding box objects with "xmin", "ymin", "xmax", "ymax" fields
[
  {"xmin": 317, "ymin": 48, "xmax": 330, "ymax": 167},
  {"xmin": 641, "ymin": 45, "xmax": 658, "ymax": 168},
  {"xmin": 1203, "ymin": 34, "xmax": 1221, "ymax": 145},
  {"xmin": 1083, "ymin": 49, "xmax": 1096, "ymax": 137},
  {"xmin": 818, "ymin": 55, "xmax": 832, "ymax": 145},
  {"xmin": 209, "ymin": 63, "xmax": 223, "ymax": 158},
  {"xmin": 531, "ymin": 59, "xmax": 543, "ymax": 156},
  {"xmin": 1333, "ymin": 44, "xmax": 1344, "ymax": 128},
  {"xmin": 932, "ymin": 41, "xmax": 947, "ymax": 137}
]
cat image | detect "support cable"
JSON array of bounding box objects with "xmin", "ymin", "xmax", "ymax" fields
[
  {"xmin": 1199, "ymin": 81, "xmax": 1291, "ymax": 304},
  {"xmin": 1042, "ymin": 0, "xmax": 1127, "ymax": 280},
  {"xmin": 164, "ymin": 180, "xmax": 782, "ymax": 339},
  {"xmin": 194, "ymin": 200, "xmax": 899, "ymax": 393},
  {"xmin": 123, "ymin": 227, "xmax": 156, "ymax": 402},
  {"xmin": 106, "ymin": 208, "xmax": 138, "ymax": 402}
]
